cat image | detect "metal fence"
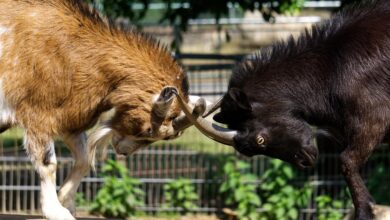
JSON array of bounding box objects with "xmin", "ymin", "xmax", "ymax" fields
[{"xmin": 0, "ymin": 54, "xmax": 389, "ymax": 219}]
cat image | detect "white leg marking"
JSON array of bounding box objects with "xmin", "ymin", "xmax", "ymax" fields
[
  {"xmin": 0, "ymin": 79, "xmax": 16, "ymax": 126},
  {"xmin": 25, "ymin": 134, "xmax": 75, "ymax": 220},
  {"xmin": 58, "ymin": 133, "xmax": 89, "ymax": 215}
]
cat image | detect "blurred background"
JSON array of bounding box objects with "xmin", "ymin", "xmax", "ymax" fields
[{"xmin": 1, "ymin": 0, "xmax": 389, "ymax": 219}]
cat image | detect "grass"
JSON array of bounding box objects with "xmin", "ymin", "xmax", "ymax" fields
[{"xmin": 0, "ymin": 128, "xmax": 24, "ymax": 154}]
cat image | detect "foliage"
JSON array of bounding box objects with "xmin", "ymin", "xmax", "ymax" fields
[
  {"xmin": 86, "ymin": 0, "xmax": 307, "ymax": 24},
  {"xmin": 219, "ymin": 157, "xmax": 261, "ymax": 220},
  {"xmin": 75, "ymin": 192, "xmax": 88, "ymax": 208},
  {"xmin": 84, "ymin": 0, "xmax": 307, "ymax": 51},
  {"xmin": 259, "ymin": 159, "xmax": 312, "ymax": 220},
  {"xmin": 316, "ymin": 195, "xmax": 343, "ymax": 220},
  {"xmin": 90, "ymin": 160, "xmax": 145, "ymax": 218},
  {"xmin": 85, "ymin": 0, "xmax": 148, "ymax": 27},
  {"xmin": 367, "ymin": 163, "xmax": 390, "ymax": 205},
  {"xmin": 279, "ymin": 0, "xmax": 305, "ymax": 15},
  {"xmin": 163, "ymin": 178, "xmax": 199, "ymax": 214}
]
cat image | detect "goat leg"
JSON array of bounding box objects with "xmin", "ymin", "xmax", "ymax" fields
[
  {"xmin": 58, "ymin": 132, "xmax": 89, "ymax": 215},
  {"xmin": 340, "ymin": 134, "xmax": 379, "ymax": 220},
  {"xmin": 25, "ymin": 132, "xmax": 75, "ymax": 220}
]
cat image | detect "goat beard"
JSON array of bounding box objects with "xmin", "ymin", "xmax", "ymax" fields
[{"xmin": 87, "ymin": 122, "xmax": 114, "ymax": 171}]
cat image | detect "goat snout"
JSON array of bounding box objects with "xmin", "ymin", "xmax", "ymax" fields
[{"xmin": 295, "ymin": 146, "xmax": 318, "ymax": 168}]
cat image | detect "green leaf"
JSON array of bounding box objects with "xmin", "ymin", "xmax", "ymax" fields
[
  {"xmin": 234, "ymin": 189, "xmax": 246, "ymax": 201},
  {"xmin": 287, "ymin": 209, "xmax": 298, "ymax": 219},
  {"xmin": 224, "ymin": 163, "xmax": 235, "ymax": 173},
  {"xmin": 263, "ymin": 203, "xmax": 273, "ymax": 211},
  {"xmin": 275, "ymin": 207, "xmax": 285, "ymax": 219},
  {"xmin": 243, "ymin": 174, "xmax": 257, "ymax": 182},
  {"xmin": 249, "ymin": 195, "xmax": 261, "ymax": 206},
  {"xmin": 219, "ymin": 182, "xmax": 229, "ymax": 193},
  {"xmin": 237, "ymin": 161, "xmax": 250, "ymax": 170},
  {"xmin": 249, "ymin": 212, "xmax": 259, "ymax": 220},
  {"xmin": 267, "ymin": 194, "xmax": 281, "ymax": 203},
  {"xmin": 282, "ymin": 166, "xmax": 294, "ymax": 179}
]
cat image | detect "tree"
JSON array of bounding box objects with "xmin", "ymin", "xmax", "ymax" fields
[{"xmin": 84, "ymin": 0, "xmax": 306, "ymax": 51}]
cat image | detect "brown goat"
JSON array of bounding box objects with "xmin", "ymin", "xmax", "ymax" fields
[{"xmin": 0, "ymin": 1, "xmax": 190, "ymax": 219}]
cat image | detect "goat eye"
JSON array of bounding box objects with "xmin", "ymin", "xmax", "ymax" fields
[{"xmin": 256, "ymin": 135, "xmax": 266, "ymax": 146}]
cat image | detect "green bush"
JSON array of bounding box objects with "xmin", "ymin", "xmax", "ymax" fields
[
  {"xmin": 75, "ymin": 192, "xmax": 88, "ymax": 208},
  {"xmin": 219, "ymin": 158, "xmax": 313, "ymax": 220},
  {"xmin": 316, "ymin": 195, "xmax": 343, "ymax": 220},
  {"xmin": 90, "ymin": 160, "xmax": 145, "ymax": 218},
  {"xmin": 259, "ymin": 160, "xmax": 312, "ymax": 220},
  {"xmin": 367, "ymin": 163, "xmax": 390, "ymax": 205},
  {"xmin": 219, "ymin": 157, "xmax": 261, "ymax": 220},
  {"xmin": 163, "ymin": 178, "xmax": 199, "ymax": 214}
]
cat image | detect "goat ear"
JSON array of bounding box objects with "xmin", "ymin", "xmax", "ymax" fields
[{"xmin": 228, "ymin": 88, "xmax": 252, "ymax": 112}]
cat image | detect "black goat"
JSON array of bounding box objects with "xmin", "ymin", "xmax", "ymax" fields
[{"xmin": 195, "ymin": 1, "xmax": 390, "ymax": 219}]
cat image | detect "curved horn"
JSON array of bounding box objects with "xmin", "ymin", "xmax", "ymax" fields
[
  {"xmin": 172, "ymin": 98, "xmax": 207, "ymax": 131},
  {"xmin": 172, "ymin": 90, "xmax": 237, "ymax": 146},
  {"xmin": 202, "ymin": 96, "xmax": 223, "ymax": 118},
  {"xmin": 151, "ymin": 86, "xmax": 178, "ymax": 133},
  {"xmin": 173, "ymin": 95, "xmax": 223, "ymax": 131}
]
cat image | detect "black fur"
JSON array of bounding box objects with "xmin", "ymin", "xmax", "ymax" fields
[{"xmin": 214, "ymin": 1, "xmax": 390, "ymax": 219}]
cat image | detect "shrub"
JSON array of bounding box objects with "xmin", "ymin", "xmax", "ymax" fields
[
  {"xmin": 219, "ymin": 157, "xmax": 261, "ymax": 220},
  {"xmin": 316, "ymin": 195, "xmax": 343, "ymax": 220},
  {"xmin": 367, "ymin": 163, "xmax": 390, "ymax": 205},
  {"xmin": 163, "ymin": 178, "xmax": 199, "ymax": 215},
  {"xmin": 75, "ymin": 192, "xmax": 88, "ymax": 208},
  {"xmin": 90, "ymin": 160, "xmax": 145, "ymax": 218},
  {"xmin": 259, "ymin": 159, "xmax": 312, "ymax": 220}
]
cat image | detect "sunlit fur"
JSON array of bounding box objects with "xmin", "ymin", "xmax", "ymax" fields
[
  {"xmin": 0, "ymin": 0, "xmax": 188, "ymax": 156},
  {"xmin": 0, "ymin": 0, "xmax": 188, "ymax": 219}
]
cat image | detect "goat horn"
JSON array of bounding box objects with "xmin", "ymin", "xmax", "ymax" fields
[
  {"xmin": 151, "ymin": 86, "xmax": 177, "ymax": 133},
  {"xmin": 173, "ymin": 90, "xmax": 237, "ymax": 146},
  {"xmin": 172, "ymin": 97, "xmax": 207, "ymax": 131},
  {"xmin": 202, "ymin": 96, "xmax": 223, "ymax": 118}
]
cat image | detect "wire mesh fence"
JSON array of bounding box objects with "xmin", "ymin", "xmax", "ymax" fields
[{"xmin": 0, "ymin": 53, "xmax": 389, "ymax": 219}]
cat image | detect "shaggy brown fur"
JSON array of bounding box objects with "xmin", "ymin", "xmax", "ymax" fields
[{"xmin": 0, "ymin": 1, "xmax": 188, "ymax": 219}]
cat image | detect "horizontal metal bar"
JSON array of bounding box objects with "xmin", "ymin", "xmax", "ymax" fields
[
  {"xmin": 188, "ymin": 16, "xmax": 323, "ymax": 26},
  {"xmin": 189, "ymin": 92, "xmax": 225, "ymax": 97},
  {"xmin": 186, "ymin": 64, "xmax": 235, "ymax": 71},
  {"xmin": 303, "ymin": 1, "xmax": 341, "ymax": 8},
  {"xmin": 0, "ymin": 156, "xmax": 73, "ymax": 163},
  {"xmin": 79, "ymin": 177, "xmax": 346, "ymax": 187},
  {"xmin": 300, "ymin": 208, "xmax": 350, "ymax": 214},
  {"xmin": 0, "ymin": 186, "xmax": 40, "ymax": 190},
  {"xmin": 138, "ymin": 206, "xmax": 218, "ymax": 212},
  {"xmin": 0, "ymin": 149, "xmax": 203, "ymax": 162},
  {"xmin": 174, "ymin": 53, "xmax": 244, "ymax": 60},
  {"xmin": 129, "ymin": 1, "xmax": 341, "ymax": 11}
]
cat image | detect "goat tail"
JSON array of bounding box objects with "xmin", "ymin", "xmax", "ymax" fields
[{"xmin": 87, "ymin": 124, "xmax": 113, "ymax": 172}]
